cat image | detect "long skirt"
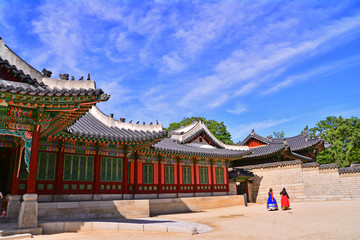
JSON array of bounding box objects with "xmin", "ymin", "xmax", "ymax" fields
[
  {"xmin": 267, "ymin": 196, "xmax": 278, "ymax": 210},
  {"xmin": 281, "ymin": 195, "xmax": 290, "ymax": 210}
]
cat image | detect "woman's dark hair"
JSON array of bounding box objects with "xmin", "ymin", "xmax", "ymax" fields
[{"xmin": 269, "ymin": 188, "xmax": 273, "ymax": 192}]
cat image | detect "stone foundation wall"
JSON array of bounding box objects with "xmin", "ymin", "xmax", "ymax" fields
[
  {"xmin": 149, "ymin": 195, "xmax": 244, "ymax": 215},
  {"xmin": 247, "ymin": 160, "xmax": 360, "ymax": 203},
  {"xmin": 38, "ymin": 199, "xmax": 150, "ymax": 221}
]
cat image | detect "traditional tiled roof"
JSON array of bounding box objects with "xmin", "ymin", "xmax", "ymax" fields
[
  {"xmin": 239, "ymin": 129, "xmax": 323, "ymax": 151},
  {"xmin": 238, "ymin": 130, "xmax": 326, "ymax": 162},
  {"xmin": 242, "ymin": 143, "xmax": 285, "ymax": 158},
  {"xmin": 0, "ymin": 78, "xmax": 105, "ymax": 97},
  {"xmin": 318, "ymin": 163, "xmax": 339, "ymax": 170},
  {"xmin": 152, "ymin": 120, "xmax": 250, "ymax": 159},
  {"xmin": 242, "ymin": 160, "xmax": 303, "ymax": 170},
  {"xmin": 171, "ymin": 120, "xmax": 249, "ymax": 151},
  {"xmin": 67, "ymin": 106, "xmax": 167, "ymax": 142},
  {"xmin": 238, "ymin": 160, "xmax": 360, "ymax": 175},
  {"xmin": 301, "ymin": 162, "xmax": 320, "ymax": 168},
  {"xmin": 238, "ymin": 129, "xmax": 271, "ymax": 146},
  {"xmin": 339, "ymin": 167, "xmax": 360, "ymax": 174},
  {"xmin": 152, "ymin": 138, "xmax": 251, "ymax": 158},
  {"xmin": 0, "ymin": 40, "xmax": 107, "ymax": 98}
]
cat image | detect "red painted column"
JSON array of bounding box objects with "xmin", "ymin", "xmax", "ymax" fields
[
  {"xmin": 123, "ymin": 153, "xmax": 128, "ymax": 194},
  {"xmin": 225, "ymin": 162, "xmax": 229, "ymax": 191},
  {"xmin": 55, "ymin": 148, "xmax": 64, "ymax": 194},
  {"xmin": 133, "ymin": 157, "xmax": 138, "ymax": 195},
  {"xmin": 177, "ymin": 159, "xmax": 180, "ymax": 196},
  {"xmin": 193, "ymin": 159, "xmax": 197, "ymax": 194},
  {"xmin": 158, "ymin": 156, "xmax": 161, "ymax": 195},
  {"xmin": 26, "ymin": 125, "xmax": 41, "ymax": 193},
  {"xmin": 11, "ymin": 147, "xmax": 20, "ymax": 195},
  {"xmin": 94, "ymin": 152, "xmax": 101, "ymax": 194},
  {"xmin": 209, "ymin": 161, "xmax": 214, "ymax": 193}
]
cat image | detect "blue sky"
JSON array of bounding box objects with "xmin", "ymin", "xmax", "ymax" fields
[{"xmin": 1, "ymin": 0, "xmax": 360, "ymax": 143}]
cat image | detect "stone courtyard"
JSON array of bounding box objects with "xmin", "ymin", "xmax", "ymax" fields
[{"xmin": 26, "ymin": 200, "xmax": 360, "ymax": 240}]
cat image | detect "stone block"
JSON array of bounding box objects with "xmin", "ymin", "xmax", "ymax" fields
[
  {"xmin": 38, "ymin": 202, "xmax": 57, "ymax": 209},
  {"xmin": 143, "ymin": 224, "xmax": 168, "ymax": 232},
  {"xmin": 0, "ymin": 233, "xmax": 32, "ymax": 239},
  {"xmin": 79, "ymin": 201, "xmax": 99, "ymax": 208},
  {"xmin": 168, "ymin": 226, "xmax": 198, "ymax": 235},
  {"xmin": 118, "ymin": 223, "xmax": 144, "ymax": 231},
  {"xmin": 64, "ymin": 221, "xmax": 92, "ymax": 232},
  {"xmin": 39, "ymin": 222, "xmax": 65, "ymax": 234},
  {"xmin": 6, "ymin": 195, "xmax": 21, "ymax": 221},
  {"xmin": 91, "ymin": 222, "xmax": 119, "ymax": 231},
  {"xmin": 18, "ymin": 194, "xmax": 38, "ymax": 229},
  {"xmin": 57, "ymin": 202, "xmax": 79, "ymax": 209}
]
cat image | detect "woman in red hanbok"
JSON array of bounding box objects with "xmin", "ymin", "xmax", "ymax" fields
[{"xmin": 280, "ymin": 188, "xmax": 290, "ymax": 210}]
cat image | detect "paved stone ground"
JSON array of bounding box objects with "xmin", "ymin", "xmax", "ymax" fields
[{"xmin": 21, "ymin": 201, "xmax": 360, "ymax": 239}]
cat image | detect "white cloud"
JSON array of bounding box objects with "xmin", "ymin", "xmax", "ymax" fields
[
  {"xmin": 230, "ymin": 118, "xmax": 292, "ymax": 142},
  {"xmin": 261, "ymin": 55, "xmax": 360, "ymax": 95},
  {"xmin": 179, "ymin": 10, "xmax": 360, "ymax": 109},
  {"xmin": 226, "ymin": 103, "xmax": 247, "ymax": 115}
]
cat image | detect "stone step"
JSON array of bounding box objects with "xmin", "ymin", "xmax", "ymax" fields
[{"xmin": 0, "ymin": 233, "xmax": 32, "ymax": 240}]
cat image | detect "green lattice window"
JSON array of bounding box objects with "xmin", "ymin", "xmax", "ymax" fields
[
  {"xmin": 37, "ymin": 152, "xmax": 57, "ymax": 180},
  {"xmin": 216, "ymin": 168, "xmax": 224, "ymax": 184},
  {"xmin": 143, "ymin": 164, "xmax": 153, "ymax": 184},
  {"xmin": 100, "ymin": 157, "xmax": 123, "ymax": 182},
  {"xmin": 165, "ymin": 165, "xmax": 174, "ymax": 184},
  {"xmin": 63, "ymin": 154, "xmax": 94, "ymax": 181},
  {"xmin": 183, "ymin": 166, "xmax": 191, "ymax": 184},
  {"xmin": 199, "ymin": 167, "xmax": 208, "ymax": 184}
]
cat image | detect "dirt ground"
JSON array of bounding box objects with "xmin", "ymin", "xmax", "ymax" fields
[{"xmin": 33, "ymin": 200, "xmax": 360, "ymax": 240}]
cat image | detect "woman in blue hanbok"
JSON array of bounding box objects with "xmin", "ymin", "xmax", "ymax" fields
[{"xmin": 267, "ymin": 188, "xmax": 278, "ymax": 211}]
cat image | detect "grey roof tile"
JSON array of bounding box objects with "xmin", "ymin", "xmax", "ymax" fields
[
  {"xmin": 319, "ymin": 163, "xmax": 339, "ymax": 169},
  {"xmin": 242, "ymin": 160, "xmax": 303, "ymax": 170},
  {"xmin": 152, "ymin": 138, "xmax": 251, "ymax": 158},
  {"xmin": 0, "ymin": 56, "xmax": 106, "ymax": 97},
  {"xmin": 339, "ymin": 167, "xmax": 360, "ymax": 174},
  {"xmin": 67, "ymin": 112, "xmax": 166, "ymax": 142}
]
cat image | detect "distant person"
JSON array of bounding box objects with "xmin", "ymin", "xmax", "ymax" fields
[
  {"xmin": 280, "ymin": 188, "xmax": 290, "ymax": 210},
  {"xmin": 1, "ymin": 193, "xmax": 10, "ymax": 210},
  {"xmin": 267, "ymin": 188, "xmax": 278, "ymax": 211}
]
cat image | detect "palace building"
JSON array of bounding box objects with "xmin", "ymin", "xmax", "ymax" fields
[
  {"xmin": 233, "ymin": 129, "xmax": 328, "ymax": 167},
  {"xmin": 0, "ymin": 38, "xmax": 250, "ymax": 206}
]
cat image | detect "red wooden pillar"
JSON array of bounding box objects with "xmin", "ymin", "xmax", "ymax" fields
[
  {"xmin": 133, "ymin": 157, "xmax": 138, "ymax": 195},
  {"xmin": 55, "ymin": 148, "xmax": 64, "ymax": 194},
  {"xmin": 157, "ymin": 156, "xmax": 161, "ymax": 196},
  {"xmin": 177, "ymin": 158, "xmax": 180, "ymax": 197},
  {"xmin": 225, "ymin": 161, "xmax": 229, "ymax": 191},
  {"xmin": 11, "ymin": 147, "xmax": 20, "ymax": 195},
  {"xmin": 26, "ymin": 125, "xmax": 41, "ymax": 193},
  {"xmin": 193, "ymin": 159, "xmax": 197, "ymax": 194},
  {"xmin": 123, "ymin": 153, "xmax": 128, "ymax": 194},
  {"xmin": 210, "ymin": 160, "xmax": 214, "ymax": 193},
  {"xmin": 94, "ymin": 152, "xmax": 101, "ymax": 194}
]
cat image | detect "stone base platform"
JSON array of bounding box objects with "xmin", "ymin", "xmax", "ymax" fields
[
  {"xmin": 0, "ymin": 222, "xmax": 42, "ymax": 238},
  {"xmin": 38, "ymin": 218, "xmax": 212, "ymax": 235}
]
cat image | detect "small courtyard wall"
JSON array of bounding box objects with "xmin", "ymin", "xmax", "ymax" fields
[{"xmin": 247, "ymin": 160, "xmax": 360, "ymax": 203}]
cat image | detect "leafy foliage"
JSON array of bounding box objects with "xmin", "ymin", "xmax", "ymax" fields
[
  {"xmin": 273, "ymin": 131, "xmax": 285, "ymax": 138},
  {"xmin": 166, "ymin": 117, "xmax": 234, "ymax": 145},
  {"xmin": 309, "ymin": 116, "xmax": 360, "ymax": 167}
]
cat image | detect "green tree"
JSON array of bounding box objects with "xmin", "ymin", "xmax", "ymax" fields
[
  {"xmin": 273, "ymin": 131, "xmax": 285, "ymax": 138},
  {"xmin": 309, "ymin": 116, "xmax": 360, "ymax": 167},
  {"xmin": 166, "ymin": 117, "xmax": 234, "ymax": 145}
]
